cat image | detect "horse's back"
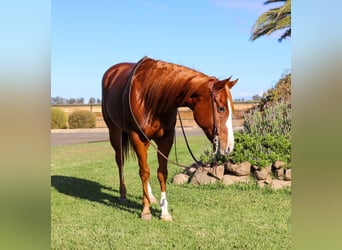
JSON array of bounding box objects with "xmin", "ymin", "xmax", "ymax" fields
[
  {"xmin": 102, "ymin": 62, "xmax": 135, "ymax": 92},
  {"xmin": 102, "ymin": 62, "xmax": 136, "ymax": 129}
]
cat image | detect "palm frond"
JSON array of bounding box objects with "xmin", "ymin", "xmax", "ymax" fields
[{"xmin": 250, "ymin": 0, "xmax": 291, "ymax": 42}]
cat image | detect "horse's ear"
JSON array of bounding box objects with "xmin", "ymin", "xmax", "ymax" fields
[
  {"xmin": 213, "ymin": 77, "xmax": 238, "ymax": 92},
  {"xmin": 213, "ymin": 79, "xmax": 228, "ymax": 93},
  {"xmin": 228, "ymin": 78, "xmax": 238, "ymax": 89}
]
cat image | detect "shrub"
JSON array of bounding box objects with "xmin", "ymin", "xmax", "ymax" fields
[
  {"xmin": 243, "ymin": 98, "xmax": 291, "ymax": 138},
  {"xmin": 199, "ymin": 98, "xmax": 291, "ymax": 168},
  {"xmin": 51, "ymin": 107, "xmax": 67, "ymax": 129},
  {"xmin": 230, "ymin": 133, "xmax": 291, "ymax": 168},
  {"xmin": 260, "ymin": 73, "xmax": 291, "ymax": 108},
  {"xmin": 198, "ymin": 133, "xmax": 291, "ymax": 168},
  {"xmin": 237, "ymin": 97, "xmax": 291, "ymax": 168},
  {"xmin": 68, "ymin": 110, "xmax": 96, "ymax": 129}
]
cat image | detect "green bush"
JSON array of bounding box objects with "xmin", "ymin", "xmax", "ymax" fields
[
  {"xmin": 234, "ymin": 97, "xmax": 291, "ymax": 168},
  {"xmin": 230, "ymin": 133, "xmax": 291, "ymax": 168},
  {"xmin": 199, "ymin": 133, "xmax": 291, "ymax": 169},
  {"xmin": 51, "ymin": 108, "xmax": 67, "ymax": 129},
  {"xmin": 199, "ymin": 97, "xmax": 291, "ymax": 168},
  {"xmin": 68, "ymin": 110, "xmax": 96, "ymax": 129}
]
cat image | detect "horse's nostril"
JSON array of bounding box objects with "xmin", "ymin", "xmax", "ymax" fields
[{"xmin": 225, "ymin": 147, "xmax": 232, "ymax": 155}]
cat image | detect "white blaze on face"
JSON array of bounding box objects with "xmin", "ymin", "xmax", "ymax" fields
[{"xmin": 226, "ymin": 98, "xmax": 234, "ymax": 153}]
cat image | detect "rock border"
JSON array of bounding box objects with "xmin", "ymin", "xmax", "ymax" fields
[{"xmin": 172, "ymin": 160, "xmax": 291, "ymax": 190}]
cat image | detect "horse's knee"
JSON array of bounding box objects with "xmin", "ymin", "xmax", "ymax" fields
[{"xmin": 139, "ymin": 167, "xmax": 150, "ymax": 181}]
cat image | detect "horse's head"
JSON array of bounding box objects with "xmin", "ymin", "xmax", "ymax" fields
[{"xmin": 192, "ymin": 77, "xmax": 238, "ymax": 155}]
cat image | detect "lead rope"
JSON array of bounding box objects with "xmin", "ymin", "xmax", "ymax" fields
[
  {"xmin": 177, "ymin": 111, "xmax": 201, "ymax": 165},
  {"xmin": 211, "ymin": 91, "xmax": 219, "ymax": 167},
  {"xmin": 127, "ymin": 59, "xmax": 190, "ymax": 168}
]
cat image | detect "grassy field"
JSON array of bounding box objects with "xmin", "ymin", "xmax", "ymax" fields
[{"xmin": 51, "ymin": 136, "xmax": 291, "ymax": 249}]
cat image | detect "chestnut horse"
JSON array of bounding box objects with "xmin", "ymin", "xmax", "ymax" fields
[{"xmin": 102, "ymin": 57, "xmax": 238, "ymax": 220}]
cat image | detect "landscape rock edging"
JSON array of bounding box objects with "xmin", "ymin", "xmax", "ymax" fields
[{"xmin": 172, "ymin": 161, "xmax": 291, "ymax": 190}]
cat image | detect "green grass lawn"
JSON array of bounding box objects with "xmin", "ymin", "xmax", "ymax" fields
[{"xmin": 51, "ymin": 136, "xmax": 291, "ymax": 249}]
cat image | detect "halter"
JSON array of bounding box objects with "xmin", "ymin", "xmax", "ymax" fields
[{"xmin": 211, "ymin": 89, "xmax": 220, "ymax": 156}]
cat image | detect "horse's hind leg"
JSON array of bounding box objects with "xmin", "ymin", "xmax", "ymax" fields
[
  {"xmin": 130, "ymin": 132, "xmax": 152, "ymax": 220},
  {"xmin": 109, "ymin": 128, "xmax": 126, "ymax": 200}
]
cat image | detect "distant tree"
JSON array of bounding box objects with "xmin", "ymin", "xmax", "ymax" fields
[
  {"xmin": 55, "ymin": 96, "xmax": 67, "ymax": 104},
  {"xmin": 76, "ymin": 98, "xmax": 84, "ymax": 104},
  {"xmin": 88, "ymin": 97, "xmax": 96, "ymax": 104},
  {"xmin": 252, "ymin": 95, "xmax": 262, "ymax": 101},
  {"xmin": 68, "ymin": 98, "xmax": 76, "ymax": 104},
  {"xmin": 51, "ymin": 97, "xmax": 102, "ymax": 105},
  {"xmin": 251, "ymin": 0, "xmax": 291, "ymax": 42}
]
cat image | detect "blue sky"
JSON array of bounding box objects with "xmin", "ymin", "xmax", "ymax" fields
[{"xmin": 51, "ymin": 0, "xmax": 290, "ymax": 102}]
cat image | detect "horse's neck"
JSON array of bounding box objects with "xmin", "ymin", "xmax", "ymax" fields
[{"xmin": 165, "ymin": 81, "xmax": 201, "ymax": 110}]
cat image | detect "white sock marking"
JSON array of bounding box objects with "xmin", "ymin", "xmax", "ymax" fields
[
  {"xmin": 148, "ymin": 182, "xmax": 156, "ymax": 202},
  {"xmin": 160, "ymin": 191, "xmax": 171, "ymax": 218}
]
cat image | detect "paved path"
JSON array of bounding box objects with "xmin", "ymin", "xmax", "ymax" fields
[
  {"xmin": 51, "ymin": 128, "xmax": 206, "ymax": 146},
  {"xmin": 51, "ymin": 128, "xmax": 110, "ymax": 146}
]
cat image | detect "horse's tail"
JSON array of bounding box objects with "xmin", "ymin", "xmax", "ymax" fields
[{"xmin": 121, "ymin": 131, "xmax": 134, "ymax": 160}]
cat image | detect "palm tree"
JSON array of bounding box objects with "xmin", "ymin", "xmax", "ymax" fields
[{"xmin": 251, "ymin": 0, "xmax": 291, "ymax": 42}]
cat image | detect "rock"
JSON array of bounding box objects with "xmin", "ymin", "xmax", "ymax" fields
[
  {"xmin": 257, "ymin": 175, "xmax": 273, "ymax": 188},
  {"xmin": 221, "ymin": 175, "xmax": 234, "ymax": 185},
  {"xmin": 225, "ymin": 161, "xmax": 251, "ymax": 176},
  {"xmin": 254, "ymin": 168, "xmax": 269, "ymax": 180},
  {"xmin": 172, "ymin": 174, "xmax": 189, "ymax": 185},
  {"xmin": 257, "ymin": 180, "xmax": 266, "ymax": 188},
  {"xmin": 285, "ymin": 169, "xmax": 292, "ymax": 181},
  {"xmin": 273, "ymin": 160, "xmax": 286, "ymax": 169},
  {"xmin": 270, "ymin": 180, "xmax": 291, "ymax": 190},
  {"xmin": 265, "ymin": 175, "xmax": 273, "ymax": 184},
  {"xmin": 190, "ymin": 169, "xmax": 217, "ymax": 185},
  {"xmin": 265, "ymin": 164, "xmax": 272, "ymax": 174},
  {"xmin": 183, "ymin": 166, "xmax": 197, "ymax": 175},
  {"xmin": 251, "ymin": 164, "xmax": 259, "ymax": 170},
  {"xmin": 221, "ymin": 174, "xmax": 250, "ymax": 185},
  {"xmin": 207, "ymin": 165, "xmax": 225, "ymax": 179},
  {"xmin": 274, "ymin": 168, "xmax": 285, "ymax": 180}
]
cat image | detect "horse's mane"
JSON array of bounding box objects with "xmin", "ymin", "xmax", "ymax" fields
[{"xmin": 133, "ymin": 58, "xmax": 216, "ymax": 123}]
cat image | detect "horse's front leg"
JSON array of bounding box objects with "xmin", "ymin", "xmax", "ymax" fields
[
  {"xmin": 131, "ymin": 132, "xmax": 153, "ymax": 220},
  {"xmin": 155, "ymin": 131, "xmax": 174, "ymax": 221}
]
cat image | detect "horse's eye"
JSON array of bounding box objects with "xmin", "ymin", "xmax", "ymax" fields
[{"xmin": 218, "ymin": 106, "xmax": 226, "ymax": 113}]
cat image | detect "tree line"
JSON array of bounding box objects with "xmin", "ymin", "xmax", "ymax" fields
[
  {"xmin": 51, "ymin": 97, "xmax": 101, "ymax": 105},
  {"xmin": 51, "ymin": 96, "xmax": 262, "ymax": 104}
]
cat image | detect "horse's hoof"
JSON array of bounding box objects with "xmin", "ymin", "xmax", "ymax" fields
[
  {"xmin": 119, "ymin": 197, "xmax": 127, "ymax": 203},
  {"xmin": 160, "ymin": 214, "xmax": 173, "ymax": 222},
  {"xmin": 141, "ymin": 213, "xmax": 152, "ymax": 221}
]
